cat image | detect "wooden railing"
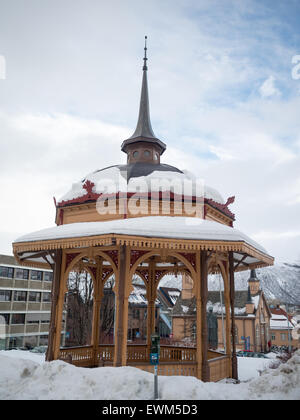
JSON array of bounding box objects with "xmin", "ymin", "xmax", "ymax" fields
[
  {"xmin": 208, "ymin": 355, "xmax": 231, "ymax": 382},
  {"xmin": 160, "ymin": 345, "xmax": 196, "ymax": 363},
  {"xmin": 59, "ymin": 344, "xmax": 197, "ymax": 365},
  {"xmin": 97, "ymin": 344, "xmax": 114, "ymax": 364},
  {"xmin": 59, "ymin": 345, "xmax": 94, "ymax": 367},
  {"xmin": 127, "ymin": 344, "xmax": 149, "ymax": 363},
  {"xmin": 59, "ymin": 345, "xmax": 228, "ymax": 380}
]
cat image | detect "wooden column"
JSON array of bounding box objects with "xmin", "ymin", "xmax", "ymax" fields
[
  {"xmin": 113, "ymin": 245, "xmax": 130, "ymax": 367},
  {"xmin": 223, "ymin": 262, "xmax": 231, "ymax": 358},
  {"xmin": 91, "ymin": 256, "xmax": 103, "ymax": 366},
  {"xmin": 200, "ymin": 250, "xmax": 210, "ymax": 382},
  {"xmin": 147, "ymin": 260, "xmax": 156, "ymax": 350},
  {"xmin": 229, "ymin": 251, "xmax": 238, "ymax": 381},
  {"xmin": 53, "ymin": 251, "xmax": 67, "ymax": 360},
  {"xmin": 46, "ymin": 249, "xmax": 62, "ymax": 362},
  {"xmin": 195, "ymin": 251, "xmax": 202, "ymax": 380}
]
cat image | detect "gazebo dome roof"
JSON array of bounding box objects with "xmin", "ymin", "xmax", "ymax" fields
[
  {"xmin": 57, "ymin": 163, "xmax": 226, "ymax": 207},
  {"xmin": 56, "ymin": 41, "xmax": 234, "ymax": 221}
]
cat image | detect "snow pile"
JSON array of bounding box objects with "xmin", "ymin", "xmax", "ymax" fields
[
  {"xmin": 0, "ymin": 350, "xmax": 299, "ymax": 400},
  {"xmin": 248, "ymin": 351, "xmax": 300, "ymax": 400}
]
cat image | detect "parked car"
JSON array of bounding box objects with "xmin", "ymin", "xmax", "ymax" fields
[
  {"xmin": 30, "ymin": 346, "xmax": 47, "ymax": 354},
  {"xmin": 237, "ymin": 350, "xmax": 268, "ymax": 358}
]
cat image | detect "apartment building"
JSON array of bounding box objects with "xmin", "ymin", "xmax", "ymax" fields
[{"xmin": 0, "ymin": 254, "xmax": 65, "ymax": 350}]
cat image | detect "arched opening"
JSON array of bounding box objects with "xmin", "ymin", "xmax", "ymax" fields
[
  {"xmin": 127, "ymin": 273, "xmax": 148, "ymax": 344},
  {"xmin": 207, "ymin": 264, "xmax": 227, "ymax": 353},
  {"xmin": 99, "ymin": 274, "xmax": 115, "ymax": 345},
  {"xmin": 129, "ymin": 250, "xmax": 197, "ymax": 350},
  {"xmin": 64, "ymin": 268, "xmax": 94, "ymax": 348},
  {"xmin": 156, "ymin": 273, "xmax": 182, "ymax": 345}
]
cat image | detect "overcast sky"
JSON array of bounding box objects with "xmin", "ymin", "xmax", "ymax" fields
[{"xmin": 0, "ymin": 0, "xmax": 300, "ymax": 263}]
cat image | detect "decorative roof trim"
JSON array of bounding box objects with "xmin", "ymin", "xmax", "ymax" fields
[
  {"xmin": 56, "ymin": 192, "xmax": 235, "ymax": 220},
  {"xmin": 13, "ymin": 233, "xmax": 274, "ymax": 269}
]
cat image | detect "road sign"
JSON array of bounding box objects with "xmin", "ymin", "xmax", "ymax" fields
[{"xmin": 150, "ymin": 352, "xmax": 159, "ymax": 365}]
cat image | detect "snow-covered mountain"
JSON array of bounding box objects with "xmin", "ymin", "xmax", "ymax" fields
[{"xmin": 159, "ymin": 263, "xmax": 300, "ymax": 306}]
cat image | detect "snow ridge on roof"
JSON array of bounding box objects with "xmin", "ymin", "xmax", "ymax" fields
[
  {"xmin": 58, "ymin": 165, "xmax": 226, "ymax": 205},
  {"xmin": 14, "ymin": 216, "xmax": 268, "ymax": 255}
]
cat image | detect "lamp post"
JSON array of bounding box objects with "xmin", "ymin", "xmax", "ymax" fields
[{"xmin": 286, "ymin": 303, "xmax": 292, "ymax": 353}]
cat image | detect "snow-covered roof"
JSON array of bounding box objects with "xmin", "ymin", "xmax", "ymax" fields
[
  {"xmin": 270, "ymin": 313, "xmax": 295, "ymax": 330},
  {"xmin": 58, "ymin": 164, "xmax": 226, "ymax": 205},
  {"xmin": 14, "ymin": 216, "xmax": 268, "ymax": 254},
  {"xmin": 270, "ymin": 319, "xmax": 294, "ymax": 330}
]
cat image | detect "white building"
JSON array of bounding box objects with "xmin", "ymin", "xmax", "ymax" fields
[{"xmin": 0, "ymin": 254, "xmax": 65, "ymax": 350}]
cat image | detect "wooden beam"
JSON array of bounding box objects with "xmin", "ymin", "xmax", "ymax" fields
[
  {"xmin": 113, "ymin": 245, "xmax": 130, "ymax": 367},
  {"xmin": 91, "ymin": 256, "xmax": 103, "ymax": 366},
  {"xmin": 46, "ymin": 249, "xmax": 62, "ymax": 362},
  {"xmin": 200, "ymin": 250, "xmax": 210, "ymax": 382},
  {"xmin": 195, "ymin": 251, "xmax": 202, "ymax": 380},
  {"xmin": 229, "ymin": 251, "xmax": 238, "ymax": 381},
  {"xmin": 234, "ymin": 254, "xmax": 248, "ymax": 271},
  {"xmin": 146, "ymin": 260, "xmax": 157, "ymax": 352}
]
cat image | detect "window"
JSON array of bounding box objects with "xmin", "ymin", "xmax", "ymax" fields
[
  {"xmin": 15, "ymin": 268, "xmax": 29, "ymax": 280},
  {"xmin": 13, "ymin": 291, "xmax": 27, "ymax": 302},
  {"xmin": 0, "ymin": 313, "xmax": 10, "ymax": 324},
  {"xmin": 40, "ymin": 313, "xmax": 50, "ymax": 324},
  {"xmin": 0, "ymin": 290, "xmax": 12, "ymax": 302},
  {"xmin": 44, "ymin": 272, "xmax": 53, "ymax": 282},
  {"xmin": 39, "ymin": 335, "xmax": 48, "ymax": 346},
  {"xmin": 154, "ymin": 153, "xmax": 159, "ymax": 161},
  {"xmin": 191, "ymin": 323, "xmax": 196, "ymax": 340},
  {"xmin": 271, "ymin": 334, "xmax": 276, "ymax": 341},
  {"xmin": 26, "ymin": 313, "xmax": 40, "ymax": 324},
  {"xmin": 133, "ymin": 309, "xmax": 140, "ymax": 319},
  {"xmin": 133, "ymin": 151, "xmax": 139, "ymax": 158},
  {"xmin": 43, "ymin": 292, "xmax": 51, "ymax": 302},
  {"xmin": 0, "ymin": 266, "xmax": 14, "ymax": 278},
  {"xmin": 143, "ymin": 150, "xmax": 151, "ymax": 157},
  {"xmin": 256, "ymin": 325, "xmax": 260, "ymax": 346},
  {"xmin": 281, "ymin": 333, "xmax": 286, "ymax": 341},
  {"xmin": 28, "ymin": 292, "xmax": 41, "ymax": 302},
  {"xmin": 11, "ymin": 313, "xmax": 25, "ymax": 324},
  {"xmin": 30, "ymin": 270, "xmax": 43, "ymax": 281}
]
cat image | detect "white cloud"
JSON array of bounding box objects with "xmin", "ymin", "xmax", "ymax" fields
[
  {"xmin": 0, "ymin": 0, "xmax": 300, "ymax": 264},
  {"xmin": 259, "ymin": 76, "xmax": 281, "ymax": 98}
]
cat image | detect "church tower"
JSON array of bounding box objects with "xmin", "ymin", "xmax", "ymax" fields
[{"xmin": 248, "ymin": 269, "xmax": 260, "ymax": 295}]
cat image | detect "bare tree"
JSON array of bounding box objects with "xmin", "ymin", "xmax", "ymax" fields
[
  {"xmin": 65, "ymin": 270, "xmax": 94, "ymax": 346},
  {"xmin": 99, "ymin": 276, "xmax": 115, "ymax": 343}
]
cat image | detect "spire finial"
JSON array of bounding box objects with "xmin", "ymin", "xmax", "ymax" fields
[
  {"xmin": 143, "ymin": 35, "xmax": 148, "ymax": 71},
  {"xmin": 120, "ymin": 35, "xmax": 166, "ymax": 157}
]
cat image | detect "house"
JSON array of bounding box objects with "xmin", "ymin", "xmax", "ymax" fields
[
  {"xmin": 269, "ymin": 306, "xmax": 299, "ymax": 350},
  {"xmin": 172, "ymin": 269, "xmax": 272, "ymax": 352},
  {"xmin": 157, "ymin": 287, "xmax": 181, "ymax": 338}
]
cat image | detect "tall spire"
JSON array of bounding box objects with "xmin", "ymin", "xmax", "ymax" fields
[
  {"xmin": 143, "ymin": 35, "xmax": 148, "ymax": 71},
  {"xmin": 130, "ymin": 35, "xmax": 156, "ymax": 140},
  {"xmin": 121, "ymin": 36, "xmax": 166, "ymax": 157}
]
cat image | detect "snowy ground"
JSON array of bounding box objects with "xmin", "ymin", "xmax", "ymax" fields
[{"xmin": 0, "ymin": 350, "xmax": 299, "ymax": 400}]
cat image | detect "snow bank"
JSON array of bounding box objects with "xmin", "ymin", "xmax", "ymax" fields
[{"xmin": 0, "ymin": 351, "xmax": 299, "ymax": 400}]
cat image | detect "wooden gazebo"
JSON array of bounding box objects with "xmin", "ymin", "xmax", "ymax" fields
[{"xmin": 12, "ymin": 40, "xmax": 274, "ymax": 382}]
